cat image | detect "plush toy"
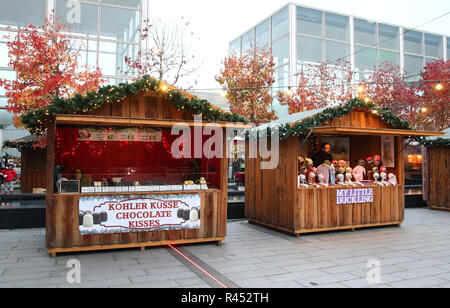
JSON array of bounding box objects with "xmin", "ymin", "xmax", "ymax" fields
[
  {"xmin": 318, "ymin": 174, "xmax": 328, "ymax": 187},
  {"xmin": 380, "ymin": 172, "xmax": 390, "ymax": 186},
  {"xmin": 373, "ymin": 172, "xmax": 383, "ymax": 186},
  {"xmin": 298, "ymin": 174, "xmax": 309, "ymax": 188},
  {"xmin": 353, "ymin": 160, "xmax": 366, "ymax": 183},
  {"xmin": 306, "ymin": 158, "xmax": 314, "ymax": 170},
  {"xmin": 388, "ymin": 173, "xmax": 398, "ymax": 186},
  {"xmin": 328, "ymin": 160, "xmax": 336, "ymax": 186},
  {"xmin": 338, "ymin": 160, "xmax": 347, "ymax": 175},
  {"xmin": 345, "ymin": 171, "xmax": 356, "ymax": 187},
  {"xmin": 309, "ymin": 167, "xmax": 320, "ymax": 187},
  {"xmin": 337, "ymin": 173, "xmax": 346, "ymax": 186},
  {"xmin": 317, "ymin": 161, "xmax": 331, "ymax": 185}
]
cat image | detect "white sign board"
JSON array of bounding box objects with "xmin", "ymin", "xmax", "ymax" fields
[{"xmin": 79, "ymin": 194, "xmax": 201, "ymax": 235}]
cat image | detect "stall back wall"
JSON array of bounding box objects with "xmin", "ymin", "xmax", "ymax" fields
[{"xmin": 55, "ymin": 127, "xmax": 221, "ymax": 188}]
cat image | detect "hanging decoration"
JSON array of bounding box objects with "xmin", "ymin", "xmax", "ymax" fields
[
  {"xmin": 249, "ymin": 98, "xmax": 414, "ymax": 140},
  {"xmin": 21, "ymin": 75, "xmax": 248, "ymax": 136}
]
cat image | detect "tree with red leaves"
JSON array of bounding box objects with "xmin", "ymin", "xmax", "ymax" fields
[
  {"xmin": 277, "ymin": 60, "xmax": 355, "ymax": 113},
  {"xmin": 216, "ymin": 47, "xmax": 276, "ymax": 126},
  {"xmin": 417, "ymin": 59, "xmax": 449, "ymax": 131},
  {"xmin": 0, "ymin": 16, "xmax": 104, "ymax": 129},
  {"xmin": 362, "ymin": 62, "xmax": 419, "ymax": 125}
]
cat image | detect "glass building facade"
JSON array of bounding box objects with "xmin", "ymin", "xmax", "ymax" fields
[
  {"xmin": 230, "ymin": 4, "xmax": 449, "ymax": 117},
  {"xmin": 0, "ymin": 0, "xmax": 148, "ymax": 156}
]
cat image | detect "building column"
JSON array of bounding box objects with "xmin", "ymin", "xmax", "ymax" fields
[
  {"xmin": 349, "ymin": 16, "xmax": 355, "ymax": 73},
  {"xmin": 399, "ymin": 27, "xmax": 405, "ymax": 72},
  {"xmin": 289, "ymin": 3, "xmax": 297, "ymax": 89}
]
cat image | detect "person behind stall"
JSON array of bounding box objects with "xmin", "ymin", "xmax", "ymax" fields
[
  {"xmin": 1, "ymin": 164, "xmax": 18, "ymax": 195},
  {"xmin": 312, "ymin": 143, "xmax": 333, "ymax": 167},
  {"xmin": 72, "ymin": 168, "xmax": 91, "ymax": 187}
]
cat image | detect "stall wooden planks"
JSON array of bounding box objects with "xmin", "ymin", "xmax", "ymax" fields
[
  {"xmin": 47, "ymin": 191, "xmax": 226, "ymax": 255},
  {"xmin": 425, "ymin": 146, "xmax": 450, "ymax": 210}
]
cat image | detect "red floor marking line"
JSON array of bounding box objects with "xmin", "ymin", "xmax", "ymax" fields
[{"xmin": 168, "ymin": 244, "xmax": 228, "ymax": 288}]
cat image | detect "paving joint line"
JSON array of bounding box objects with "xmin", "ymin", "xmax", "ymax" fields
[{"xmin": 167, "ymin": 246, "xmax": 241, "ymax": 288}]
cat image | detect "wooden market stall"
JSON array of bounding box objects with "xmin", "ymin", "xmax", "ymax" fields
[
  {"xmin": 4, "ymin": 135, "xmax": 47, "ymax": 194},
  {"xmin": 21, "ymin": 76, "xmax": 249, "ymax": 257},
  {"xmin": 423, "ymin": 128, "xmax": 449, "ymax": 211},
  {"xmin": 245, "ymin": 100, "xmax": 443, "ymax": 236}
]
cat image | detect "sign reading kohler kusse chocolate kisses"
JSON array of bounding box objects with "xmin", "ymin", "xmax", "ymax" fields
[
  {"xmin": 79, "ymin": 194, "xmax": 201, "ymax": 235},
  {"xmin": 336, "ymin": 188, "xmax": 374, "ymax": 205}
]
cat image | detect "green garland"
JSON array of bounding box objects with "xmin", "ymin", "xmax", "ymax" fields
[
  {"xmin": 419, "ymin": 138, "xmax": 450, "ymax": 147},
  {"xmin": 21, "ymin": 75, "xmax": 248, "ymax": 136},
  {"xmin": 3, "ymin": 140, "xmax": 39, "ymax": 151},
  {"xmin": 251, "ymin": 98, "xmax": 413, "ymax": 139}
]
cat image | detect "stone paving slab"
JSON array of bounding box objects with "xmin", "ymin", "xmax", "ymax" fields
[{"xmin": 0, "ymin": 208, "xmax": 449, "ymax": 288}]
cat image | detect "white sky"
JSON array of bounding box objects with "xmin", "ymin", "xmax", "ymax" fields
[{"xmin": 149, "ymin": 0, "xmax": 450, "ymax": 91}]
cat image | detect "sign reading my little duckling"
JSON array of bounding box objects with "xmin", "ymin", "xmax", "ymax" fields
[
  {"xmin": 79, "ymin": 194, "xmax": 201, "ymax": 235},
  {"xmin": 336, "ymin": 188, "xmax": 374, "ymax": 205}
]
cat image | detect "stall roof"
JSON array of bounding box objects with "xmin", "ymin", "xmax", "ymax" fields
[
  {"xmin": 426, "ymin": 128, "xmax": 450, "ymax": 141},
  {"xmin": 257, "ymin": 100, "xmax": 444, "ymax": 138}
]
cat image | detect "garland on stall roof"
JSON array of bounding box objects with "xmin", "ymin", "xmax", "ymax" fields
[
  {"xmin": 250, "ymin": 98, "xmax": 413, "ymax": 140},
  {"xmin": 21, "ymin": 75, "xmax": 248, "ymax": 136},
  {"xmin": 419, "ymin": 137, "xmax": 450, "ymax": 147}
]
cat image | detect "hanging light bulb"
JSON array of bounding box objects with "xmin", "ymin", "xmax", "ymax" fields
[
  {"xmin": 421, "ymin": 107, "xmax": 427, "ymax": 113},
  {"xmin": 435, "ymin": 83, "xmax": 443, "ymax": 91},
  {"xmin": 161, "ymin": 84, "xmax": 168, "ymax": 92}
]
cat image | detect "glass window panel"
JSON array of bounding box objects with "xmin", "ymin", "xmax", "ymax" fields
[
  {"xmin": 56, "ymin": 0, "xmax": 98, "ymax": 38},
  {"xmin": 325, "ymin": 40, "xmax": 349, "ymax": 63},
  {"xmin": 272, "ymin": 65, "xmax": 290, "ymax": 118},
  {"xmin": 273, "ymin": 36, "xmax": 290, "ymax": 67},
  {"xmin": 297, "ymin": 35, "xmax": 322, "ymax": 64},
  {"xmin": 379, "ymin": 50, "xmax": 399, "ymax": 66},
  {"xmin": 229, "ymin": 38, "xmax": 240, "ymax": 56},
  {"xmin": 0, "ymin": 31, "xmax": 16, "ymax": 43},
  {"xmin": 424, "ymin": 33, "xmax": 443, "ymax": 58},
  {"xmin": 404, "ymin": 54, "xmax": 423, "ymax": 75},
  {"xmin": 101, "ymin": 0, "xmax": 141, "ymax": 8},
  {"xmin": 425, "ymin": 57, "xmax": 438, "ymax": 65},
  {"xmin": 0, "ymin": 70, "xmax": 16, "ymax": 96},
  {"xmin": 74, "ymin": 50, "xmax": 97, "ymax": 73},
  {"xmin": 355, "ymin": 45, "xmax": 377, "ymax": 71},
  {"xmin": 378, "ymin": 24, "xmax": 399, "ymax": 50},
  {"xmin": 354, "ymin": 18, "xmax": 376, "ymax": 46},
  {"xmin": 0, "ymin": 43, "xmax": 9, "ymax": 67},
  {"xmin": 242, "ymin": 30, "xmax": 254, "ymax": 54},
  {"xmin": 297, "ymin": 7, "xmax": 322, "ymax": 37},
  {"xmin": 448, "ymin": 37, "xmax": 450, "ymax": 59},
  {"xmin": 272, "ymin": 7, "xmax": 289, "ymax": 40},
  {"xmin": 100, "ymin": 6, "xmax": 140, "ymax": 42},
  {"xmin": 69, "ymin": 38, "xmax": 98, "ymax": 52},
  {"xmin": 404, "ymin": 30, "xmax": 423, "ymax": 54},
  {"xmin": 99, "ymin": 42, "xmax": 138, "ymax": 76},
  {"xmin": 0, "ymin": 97, "xmax": 8, "ymax": 108},
  {"xmin": 256, "ymin": 19, "xmax": 270, "ymax": 48},
  {"xmin": 0, "ymin": 0, "xmax": 46, "ymax": 28},
  {"xmin": 325, "ymin": 13, "xmax": 349, "ymax": 41}
]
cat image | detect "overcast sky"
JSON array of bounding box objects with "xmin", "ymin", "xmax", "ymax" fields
[{"xmin": 149, "ymin": 0, "xmax": 450, "ymax": 91}]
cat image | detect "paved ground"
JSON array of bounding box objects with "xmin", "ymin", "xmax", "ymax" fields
[{"xmin": 1, "ymin": 208, "xmax": 450, "ymax": 288}]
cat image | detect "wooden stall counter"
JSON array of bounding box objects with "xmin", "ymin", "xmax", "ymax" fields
[
  {"xmin": 248, "ymin": 185, "xmax": 404, "ymax": 236},
  {"xmin": 47, "ymin": 189, "xmax": 226, "ymax": 258}
]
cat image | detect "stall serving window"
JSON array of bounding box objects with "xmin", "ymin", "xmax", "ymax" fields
[{"xmin": 54, "ymin": 126, "xmax": 221, "ymax": 193}]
